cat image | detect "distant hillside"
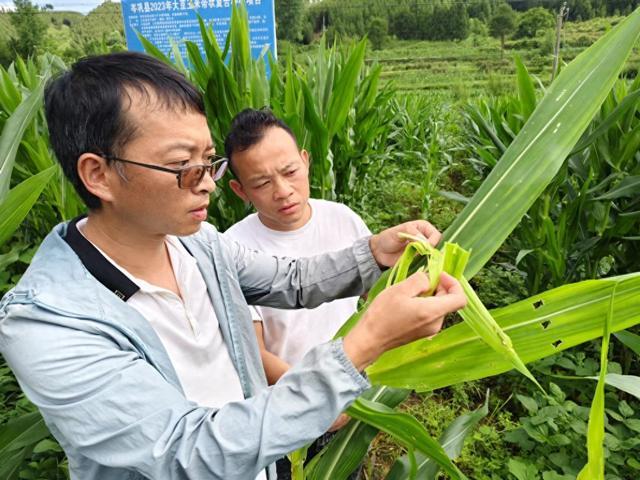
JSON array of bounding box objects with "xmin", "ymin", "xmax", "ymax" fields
[
  {"xmin": 44, "ymin": 11, "xmax": 84, "ymax": 28},
  {"xmin": 72, "ymin": 1, "xmax": 124, "ymax": 47},
  {"xmin": 0, "ymin": 12, "xmax": 16, "ymax": 42}
]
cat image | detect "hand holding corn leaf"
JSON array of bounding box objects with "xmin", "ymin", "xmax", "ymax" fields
[{"xmin": 382, "ymin": 233, "xmax": 541, "ymax": 390}]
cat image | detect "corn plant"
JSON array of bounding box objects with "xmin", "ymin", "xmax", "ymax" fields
[
  {"xmin": 0, "ymin": 57, "xmax": 56, "ymax": 249},
  {"xmin": 302, "ymin": 8, "xmax": 640, "ymax": 479},
  {"xmin": 460, "ymin": 56, "xmax": 640, "ymax": 295}
]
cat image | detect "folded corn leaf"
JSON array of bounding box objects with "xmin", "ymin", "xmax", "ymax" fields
[
  {"xmin": 382, "ymin": 236, "xmax": 541, "ymax": 389},
  {"xmin": 458, "ymin": 277, "xmax": 542, "ymax": 390}
]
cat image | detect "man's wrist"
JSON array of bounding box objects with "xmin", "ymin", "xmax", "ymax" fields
[
  {"xmin": 368, "ymin": 234, "xmax": 384, "ymax": 269},
  {"xmin": 343, "ymin": 327, "xmax": 383, "ymax": 372}
]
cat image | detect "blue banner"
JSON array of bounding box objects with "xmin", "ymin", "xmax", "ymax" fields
[{"xmin": 121, "ymin": 0, "xmax": 276, "ymax": 62}]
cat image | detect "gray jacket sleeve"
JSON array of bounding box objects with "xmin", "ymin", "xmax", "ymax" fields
[
  {"xmin": 221, "ymin": 233, "xmax": 382, "ymax": 308},
  {"xmin": 0, "ymin": 307, "xmax": 370, "ymax": 480}
]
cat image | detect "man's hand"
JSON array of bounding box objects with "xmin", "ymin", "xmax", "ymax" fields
[
  {"xmin": 369, "ymin": 220, "xmax": 442, "ymax": 268},
  {"xmin": 343, "ymin": 271, "xmax": 466, "ymax": 371}
]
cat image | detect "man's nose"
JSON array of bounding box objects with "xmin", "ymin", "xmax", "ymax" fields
[
  {"xmin": 273, "ymin": 178, "xmax": 293, "ymax": 199},
  {"xmin": 196, "ymin": 168, "xmax": 216, "ymax": 194}
]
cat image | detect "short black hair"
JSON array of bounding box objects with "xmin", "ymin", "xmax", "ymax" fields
[
  {"xmin": 224, "ymin": 108, "xmax": 297, "ymax": 178},
  {"xmin": 44, "ymin": 51, "xmax": 205, "ymax": 209}
]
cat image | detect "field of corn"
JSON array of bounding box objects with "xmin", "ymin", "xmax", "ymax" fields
[{"xmin": 1, "ymin": 4, "xmax": 640, "ymax": 480}]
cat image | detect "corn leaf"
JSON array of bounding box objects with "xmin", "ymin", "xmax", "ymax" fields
[
  {"xmin": 305, "ymin": 386, "xmax": 409, "ymax": 480},
  {"xmin": 326, "ymin": 39, "xmax": 366, "ymax": 139},
  {"xmin": 570, "ymin": 88, "xmax": 640, "ymax": 155},
  {"xmin": 594, "ymin": 175, "xmax": 640, "ymax": 200},
  {"xmin": 595, "ymin": 374, "xmax": 640, "ymax": 400},
  {"xmin": 380, "ymin": 238, "xmax": 540, "ymax": 389},
  {"xmin": 576, "ymin": 284, "xmax": 617, "ymax": 480},
  {"xmin": 515, "ymin": 55, "xmax": 536, "ymax": 120},
  {"xmin": 442, "ymin": 8, "xmax": 640, "ymax": 278},
  {"xmin": 346, "ymin": 397, "xmax": 467, "ymax": 480},
  {"xmin": 614, "ymin": 330, "xmax": 640, "ymax": 356},
  {"xmin": 0, "ymin": 72, "xmax": 48, "ymax": 202},
  {"xmin": 137, "ymin": 31, "xmax": 173, "ymax": 66},
  {"xmin": 367, "ymin": 274, "xmax": 640, "ymax": 391},
  {"xmin": 0, "ymin": 166, "xmax": 56, "ymax": 248},
  {"xmin": 459, "ymin": 277, "xmax": 541, "ymax": 390},
  {"xmin": 0, "ymin": 66, "xmax": 22, "ymax": 114}
]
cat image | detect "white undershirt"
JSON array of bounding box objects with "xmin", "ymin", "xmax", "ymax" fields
[
  {"xmin": 224, "ymin": 199, "xmax": 371, "ymax": 365},
  {"xmin": 77, "ymin": 220, "xmax": 266, "ymax": 480}
]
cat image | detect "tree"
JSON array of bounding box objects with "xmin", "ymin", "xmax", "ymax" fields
[
  {"xmin": 9, "ymin": 0, "xmax": 47, "ymax": 58},
  {"xmin": 515, "ymin": 6, "xmax": 554, "ymax": 38},
  {"xmin": 489, "ymin": 3, "xmax": 517, "ymax": 55},
  {"xmin": 275, "ymin": 0, "xmax": 305, "ymax": 42},
  {"xmin": 367, "ymin": 16, "xmax": 387, "ymax": 50},
  {"xmin": 391, "ymin": 7, "xmax": 417, "ymax": 40},
  {"xmin": 567, "ymin": 0, "xmax": 594, "ymax": 21}
]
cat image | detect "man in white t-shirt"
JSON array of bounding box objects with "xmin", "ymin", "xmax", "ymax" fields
[{"xmin": 223, "ymin": 108, "xmax": 371, "ymax": 478}]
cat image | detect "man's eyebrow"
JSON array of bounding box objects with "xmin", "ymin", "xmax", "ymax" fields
[
  {"xmin": 279, "ymin": 162, "xmax": 296, "ymax": 172},
  {"xmin": 160, "ymin": 142, "xmax": 215, "ymax": 154},
  {"xmin": 248, "ymin": 173, "xmax": 270, "ymax": 183},
  {"xmin": 247, "ymin": 162, "xmax": 297, "ymax": 182}
]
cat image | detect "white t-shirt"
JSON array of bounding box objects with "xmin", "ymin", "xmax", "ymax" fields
[{"xmin": 224, "ymin": 199, "xmax": 371, "ymax": 365}]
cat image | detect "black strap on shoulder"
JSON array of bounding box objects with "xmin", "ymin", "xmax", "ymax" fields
[{"xmin": 63, "ymin": 215, "xmax": 140, "ymax": 302}]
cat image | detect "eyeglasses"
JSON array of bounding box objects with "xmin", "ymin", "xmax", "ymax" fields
[{"xmin": 104, "ymin": 154, "xmax": 228, "ymax": 189}]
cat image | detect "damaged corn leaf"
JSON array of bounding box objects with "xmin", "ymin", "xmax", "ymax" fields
[
  {"xmin": 458, "ymin": 277, "xmax": 542, "ymax": 390},
  {"xmin": 367, "ymin": 274, "xmax": 639, "ymax": 391},
  {"xmin": 384, "ymin": 235, "xmax": 541, "ymax": 390}
]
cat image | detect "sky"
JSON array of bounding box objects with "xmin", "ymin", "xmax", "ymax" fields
[{"xmin": 0, "ymin": 0, "xmax": 119, "ymax": 14}]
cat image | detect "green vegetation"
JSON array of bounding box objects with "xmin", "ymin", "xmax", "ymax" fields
[
  {"xmin": 0, "ymin": 0, "xmax": 124, "ymax": 65},
  {"xmin": 1, "ymin": 1, "xmax": 640, "ymax": 479}
]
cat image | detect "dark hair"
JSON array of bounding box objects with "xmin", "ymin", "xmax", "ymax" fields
[
  {"xmin": 224, "ymin": 108, "xmax": 297, "ymax": 178},
  {"xmin": 44, "ymin": 51, "xmax": 205, "ymax": 209}
]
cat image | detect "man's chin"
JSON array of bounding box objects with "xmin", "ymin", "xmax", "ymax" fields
[{"xmin": 173, "ymin": 222, "xmax": 203, "ymax": 237}]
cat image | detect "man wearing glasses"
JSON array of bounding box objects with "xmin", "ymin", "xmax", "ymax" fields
[{"xmin": 0, "ymin": 52, "xmax": 466, "ymax": 480}]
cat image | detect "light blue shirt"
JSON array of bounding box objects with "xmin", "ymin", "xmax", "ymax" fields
[{"xmin": 0, "ymin": 220, "xmax": 380, "ymax": 479}]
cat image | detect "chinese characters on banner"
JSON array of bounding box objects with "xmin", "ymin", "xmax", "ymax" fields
[{"xmin": 121, "ymin": 0, "xmax": 276, "ymax": 64}]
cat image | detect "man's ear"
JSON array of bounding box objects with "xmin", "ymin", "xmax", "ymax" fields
[
  {"xmin": 301, "ymin": 149, "xmax": 310, "ymax": 167},
  {"xmin": 77, "ymin": 153, "xmax": 116, "ymax": 203},
  {"xmin": 229, "ymin": 178, "xmax": 250, "ymax": 203}
]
